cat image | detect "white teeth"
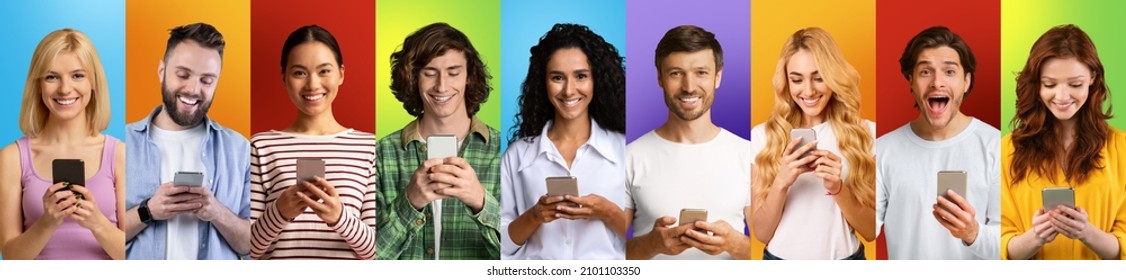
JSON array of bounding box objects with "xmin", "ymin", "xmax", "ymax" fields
[
  {"xmin": 179, "ymin": 96, "xmax": 200, "ymax": 105},
  {"xmin": 433, "ymin": 95, "xmax": 452, "ymax": 102},
  {"xmin": 562, "ymin": 98, "xmax": 581, "ymax": 106},
  {"xmin": 303, "ymin": 94, "xmax": 326, "ymax": 101},
  {"xmin": 679, "ymin": 97, "xmax": 700, "ymax": 103},
  {"xmin": 800, "ymin": 95, "xmax": 820, "ymax": 106},
  {"xmin": 54, "ymin": 98, "xmax": 78, "ymax": 105}
]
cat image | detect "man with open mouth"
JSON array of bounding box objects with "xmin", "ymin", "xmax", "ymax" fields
[{"xmin": 875, "ymin": 26, "xmax": 1000, "ymax": 260}]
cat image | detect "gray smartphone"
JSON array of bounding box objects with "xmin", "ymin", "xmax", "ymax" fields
[
  {"xmin": 427, "ymin": 134, "xmax": 458, "ymax": 160},
  {"xmin": 296, "ymin": 158, "xmax": 325, "ymax": 184},
  {"xmin": 1042, "ymin": 187, "xmax": 1075, "ymax": 210},
  {"xmin": 679, "ymin": 208, "xmax": 708, "ymax": 227},
  {"xmin": 545, "ymin": 176, "xmax": 579, "ymax": 197},
  {"xmin": 52, "ymin": 159, "xmax": 85, "ymax": 199},
  {"xmin": 937, "ymin": 170, "xmax": 967, "ymax": 200},
  {"xmin": 174, "ymin": 171, "xmax": 204, "ymax": 187},
  {"xmin": 789, "ymin": 128, "xmax": 816, "ymax": 159}
]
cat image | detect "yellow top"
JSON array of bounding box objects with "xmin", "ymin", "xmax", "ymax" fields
[{"xmin": 1001, "ymin": 128, "xmax": 1126, "ymax": 260}]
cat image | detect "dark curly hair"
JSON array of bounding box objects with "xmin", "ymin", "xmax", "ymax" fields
[
  {"xmin": 509, "ymin": 23, "xmax": 626, "ymax": 143},
  {"xmin": 1009, "ymin": 24, "xmax": 1112, "ymax": 186},
  {"xmin": 389, "ymin": 22, "xmax": 492, "ymax": 118}
]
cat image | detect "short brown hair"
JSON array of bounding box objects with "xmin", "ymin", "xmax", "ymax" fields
[
  {"xmin": 654, "ymin": 25, "xmax": 724, "ymax": 72},
  {"xmin": 389, "ymin": 22, "xmax": 492, "ymax": 117},
  {"xmin": 898, "ymin": 26, "xmax": 977, "ymax": 95}
]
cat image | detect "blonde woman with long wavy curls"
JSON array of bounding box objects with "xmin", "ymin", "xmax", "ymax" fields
[{"xmin": 750, "ymin": 27, "xmax": 875, "ymax": 260}]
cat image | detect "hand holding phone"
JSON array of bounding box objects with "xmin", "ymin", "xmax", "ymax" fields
[
  {"xmin": 53, "ymin": 159, "xmax": 85, "ymax": 200},
  {"xmin": 789, "ymin": 128, "xmax": 816, "ymax": 159},
  {"xmin": 937, "ymin": 170, "xmax": 967, "ymax": 200}
]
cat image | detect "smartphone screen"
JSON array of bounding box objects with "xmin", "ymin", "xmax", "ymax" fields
[
  {"xmin": 296, "ymin": 158, "xmax": 326, "ymax": 184},
  {"xmin": 545, "ymin": 176, "xmax": 579, "ymax": 196},
  {"xmin": 937, "ymin": 170, "xmax": 967, "ymax": 199},
  {"xmin": 790, "ymin": 128, "xmax": 816, "ymax": 159},
  {"xmin": 427, "ymin": 134, "xmax": 458, "ymax": 160}
]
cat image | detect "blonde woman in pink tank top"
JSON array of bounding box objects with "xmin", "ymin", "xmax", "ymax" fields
[{"xmin": 0, "ymin": 29, "xmax": 125, "ymax": 260}]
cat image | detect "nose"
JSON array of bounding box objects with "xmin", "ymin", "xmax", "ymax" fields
[
  {"xmin": 563, "ymin": 77, "xmax": 576, "ymax": 96},
  {"xmin": 680, "ymin": 75, "xmax": 694, "ymax": 94},
  {"xmin": 306, "ymin": 73, "xmax": 320, "ymax": 91},
  {"xmin": 1054, "ymin": 85, "xmax": 1070, "ymax": 101},
  {"xmin": 435, "ymin": 73, "xmax": 450, "ymax": 93},
  {"xmin": 184, "ymin": 78, "xmax": 199, "ymax": 94},
  {"xmin": 930, "ymin": 75, "xmax": 948, "ymax": 90}
]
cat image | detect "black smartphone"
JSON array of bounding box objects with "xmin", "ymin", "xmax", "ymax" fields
[{"xmin": 52, "ymin": 159, "xmax": 85, "ymax": 199}]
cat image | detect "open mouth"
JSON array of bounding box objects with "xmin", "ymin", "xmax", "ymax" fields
[
  {"xmin": 54, "ymin": 97, "xmax": 79, "ymax": 106},
  {"xmin": 799, "ymin": 94, "xmax": 822, "ymax": 107},
  {"xmin": 1050, "ymin": 100, "xmax": 1076, "ymax": 110},
  {"xmin": 429, "ymin": 94, "xmax": 453, "ymax": 103},
  {"xmin": 178, "ymin": 95, "xmax": 200, "ymax": 106},
  {"xmin": 926, "ymin": 95, "xmax": 950, "ymax": 114},
  {"xmin": 302, "ymin": 93, "xmax": 326, "ymax": 102},
  {"xmin": 678, "ymin": 96, "xmax": 701, "ymax": 104},
  {"xmin": 559, "ymin": 97, "xmax": 582, "ymax": 107}
]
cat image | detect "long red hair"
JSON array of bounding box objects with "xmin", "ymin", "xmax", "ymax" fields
[{"xmin": 1009, "ymin": 24, "xmax": 1112, "ymax": 186}]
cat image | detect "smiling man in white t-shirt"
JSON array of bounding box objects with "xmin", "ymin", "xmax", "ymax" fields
[{"xmin": 625, "ymin": 25, "xmax": 752, "ymax": 260}]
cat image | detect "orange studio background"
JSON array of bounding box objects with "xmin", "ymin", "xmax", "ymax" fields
[
  {"xmin": 249, "ymin": 0, "xmax": 375, "ymax": 134},
  {"xmin": 125, "ymin": 0, "xmax": 251, "ymax": 138},
  {"xmin": 750, "ymin": 0, "xmax": 877, "ymax": 260},
  {"xmin": 874, "ymin": 0, "xmax": 1001, "ymax": 259}
]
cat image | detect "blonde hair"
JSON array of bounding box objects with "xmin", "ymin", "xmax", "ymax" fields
[
  {"xmin": 19, "ymin": 28, "xmax": 110, "ymax": 137},
  {"xmin": 753, "ymin": 27, "xmax": 875, "ymax": 209}
]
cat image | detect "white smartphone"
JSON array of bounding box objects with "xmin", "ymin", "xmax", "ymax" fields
[
  {"xmin": 937, "ymin": 170, "xmax": 967, "ymax": 200},
  {"xmin": 789, "ymin": 128, "xmax": 816, "ymax": 159},
  {"xmin": 427, "ymin": 134, "xmax": 458, "ymax": 160}
]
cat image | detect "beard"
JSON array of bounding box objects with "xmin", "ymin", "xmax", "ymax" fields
[
  {"xmin": 664, "ymin": 92, "xmax": 713, "ymax": 121},
  {"xmin": 161, "ymin": 82, "xmax": 211, "ymax": 127}
]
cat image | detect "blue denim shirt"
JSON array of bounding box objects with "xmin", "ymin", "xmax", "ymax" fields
[{"xmin": 125, "ymin": 106, "xmax": 251, "ymax": 260}]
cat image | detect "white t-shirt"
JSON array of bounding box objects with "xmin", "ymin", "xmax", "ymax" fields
[
  {"xmin": 875, "ymin": 118, "xmax": 1000, "ymax": 260},
  {"xmin": 750, "ymin": 120, "xmax": 874, "ymax": 259},
  {"xmin": 151, "ymin": 124, "xmax": 207, "ymax": 260},
  {"xmin": 626, "ymin": 129, "xmax": 751, "ymax": 260}
]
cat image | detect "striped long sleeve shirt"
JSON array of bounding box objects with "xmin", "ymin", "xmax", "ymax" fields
[{"xmin": 249, "ymin": 129, "xmax": 377, "ymax": 259}]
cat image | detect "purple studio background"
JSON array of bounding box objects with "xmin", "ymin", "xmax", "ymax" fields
[{"xmin": 625, "ymin": 0, "xmax": 751, "ymax": 142}]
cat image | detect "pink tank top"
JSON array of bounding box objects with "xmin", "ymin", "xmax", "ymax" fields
[{"xmin": 19, "ymin": 136, "xmax": 119, "ymax": 260}]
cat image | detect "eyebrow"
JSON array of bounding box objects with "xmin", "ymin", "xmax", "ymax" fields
[
  {"xmin": 915, "ymin": 60, "xmax": 961, "ymax": 69},
  {"xmin": 548, "ymin": 69, "xmax": 590, "ymax": 75},
  {"xmin": 788, "ymin": 70, "xmax": 819, "ymax": 76}
]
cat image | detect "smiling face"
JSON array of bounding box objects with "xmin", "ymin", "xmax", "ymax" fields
[
  {"xmin": 418, "ymin": 49, "xmax": 468, "ymax": 121},
  {"xmin": 910, "ymin": 46, "xmax": 971, "ymax": 130},
  {"xmin": 1039, "ymin": 57, "xmax": 1092, "ymax": 123},
  {"xmin": 546, "ymin": 47, "xmax": 594, "ymax": 122},
  {"xmin": 40, "ymin": 51, "xmax": 93, "ymax": 122},
  {"xmin": 658, "ymin": 49, "xmax": 722, "ymax": 122},
  {"xmin": 160, "ymin": 39, "xmax": 222, "ymax": 127},
  {"xmin": 284, "ymin": 42, "xmax": 344, "ymax": 117},
  {"xmin": 786, "ymin": 49, "xmax": 833, "ymax": 123}
]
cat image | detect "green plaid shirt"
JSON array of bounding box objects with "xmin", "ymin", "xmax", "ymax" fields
[{"xmin": 376, "ymin": 117, "xmax": 501, "ymax": 260}]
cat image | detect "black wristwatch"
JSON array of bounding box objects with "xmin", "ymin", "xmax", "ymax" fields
[{"xmin": 138, "ymin": 197, "xmax": 154, "ymax": 225}]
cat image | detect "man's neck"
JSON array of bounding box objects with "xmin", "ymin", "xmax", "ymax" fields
[
  {"xmin": 910, "ymin": 112, "xmax": 972, "ymax": 141},
  {"xmin": 419, "ymin": 114, "xmax": 472, "ymax": 141},
  {"xmin": 654, "ymin": 112, "xmax": 720, "ymax": 144},
  {"xmin": 153, "ymin": 105, "xmax": 202, "ymax": 132}
]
